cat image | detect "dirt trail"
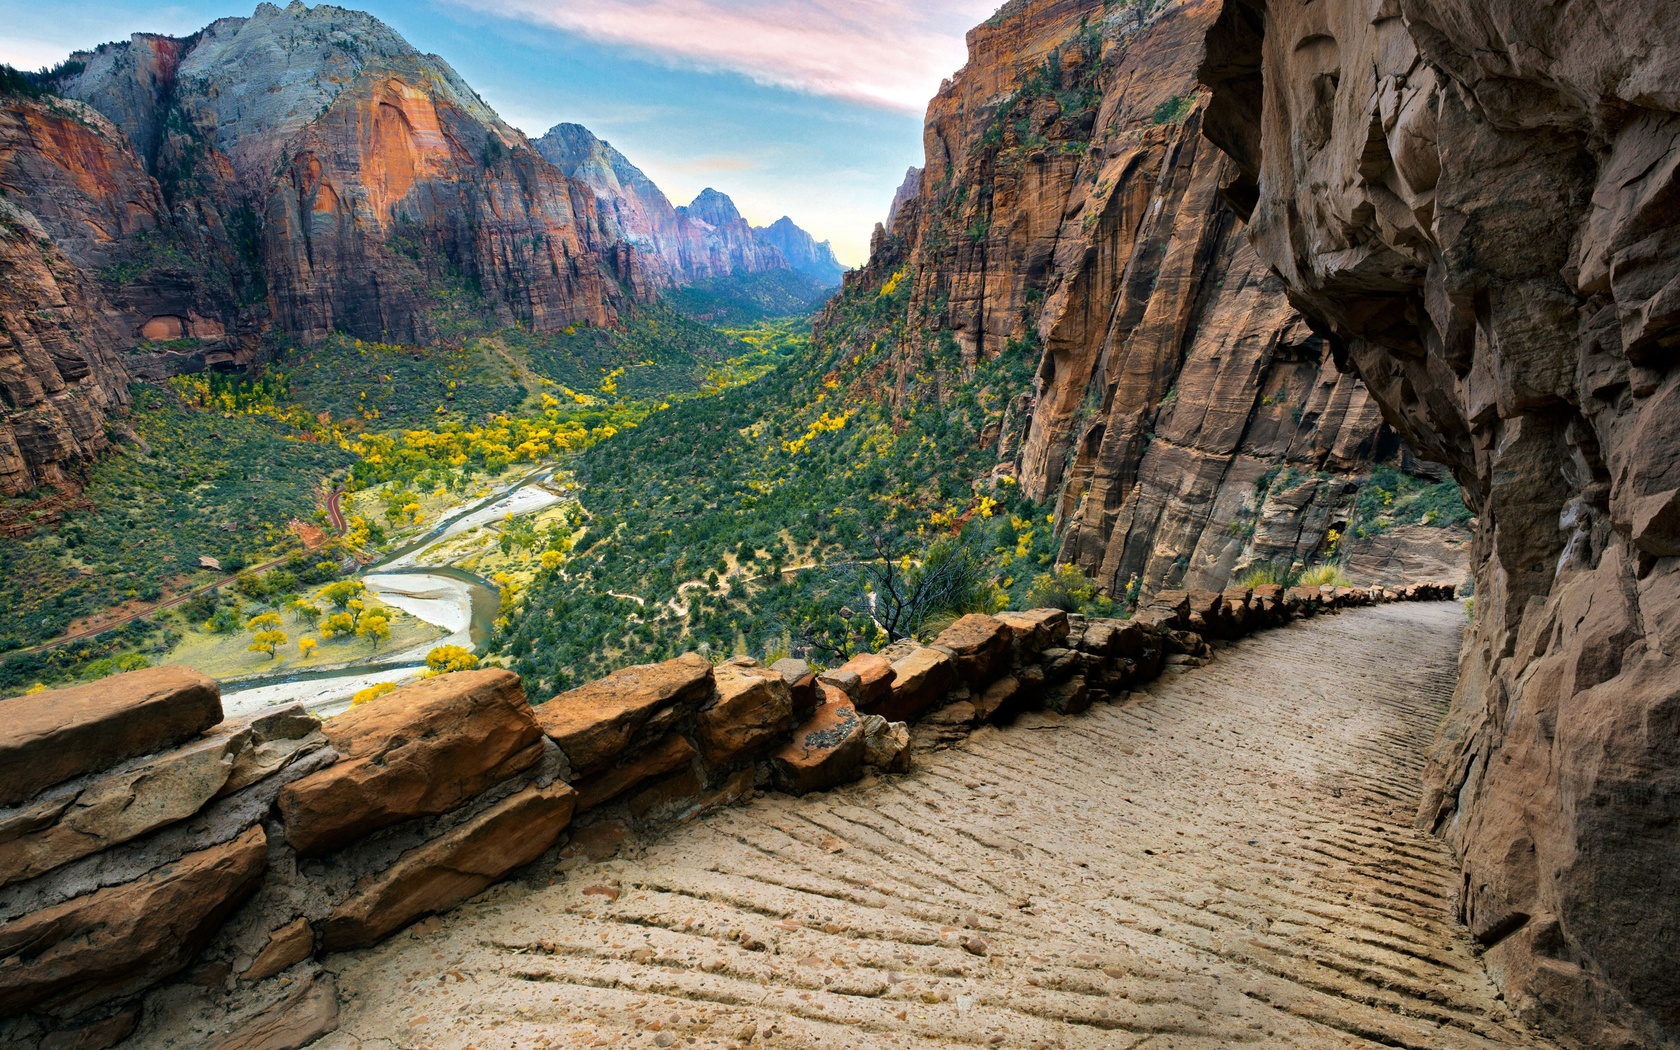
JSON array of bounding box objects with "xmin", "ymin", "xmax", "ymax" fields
[{"xmin": 312, "ymin": 603, "xmax": 1554, "ymax": 1050}]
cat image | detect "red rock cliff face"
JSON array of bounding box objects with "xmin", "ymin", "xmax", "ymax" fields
[
  {"xmin": 55, "ymin": 3, "xmax": 632, "ymax": 346},
  {"xmin": 0, "ymin": 198, "xmax": 130, "ymax": 496},
  {"xmin": 855, "ymin": 0, "xmax": 1445, "ymax": 597},
  {"xmin": 1201, "ymin": 2, "xmax": 1680, "ymax": 1046}
]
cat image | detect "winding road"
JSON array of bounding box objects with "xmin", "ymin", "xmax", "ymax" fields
[{"xmin": 291, "ymin": 602, "xmax": 1555, "ymax": 1050}]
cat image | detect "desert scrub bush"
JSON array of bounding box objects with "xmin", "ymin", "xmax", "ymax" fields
[
  {"xmin": 1298, "ymin": 564, "xmax": 1354, "ymax": 589},
  {"xmin": 1238, "ymin": 560, "xmax": 1301, "ymax": 589}
]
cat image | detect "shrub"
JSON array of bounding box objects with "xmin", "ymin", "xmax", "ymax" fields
[{"xmin": 1298, "ymin": 564, "xmax": 1354, "ymax": 589}]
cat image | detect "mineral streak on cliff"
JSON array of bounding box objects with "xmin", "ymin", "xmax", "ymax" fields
[
  {"xmin": 847, "ymin": 0, "xmax": 1436, "ymax": 597},
  {"xmin": 1200, "ymin": 1, "xmax": 1680, "ymax": 1046}
]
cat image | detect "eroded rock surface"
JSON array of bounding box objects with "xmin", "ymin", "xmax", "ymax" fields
[
  {"xmin": 836, "ymin": 0, "xmax": 1469, "ymax": 599},
  {"xmin": 1200, "ymin": 2, "xmax": 1680, "ymax": 1045}
]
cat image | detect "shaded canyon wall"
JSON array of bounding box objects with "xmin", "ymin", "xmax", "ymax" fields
[{"xmin": 1199, "ymin": 1, "xmax": 1680, "ymax": 1046}]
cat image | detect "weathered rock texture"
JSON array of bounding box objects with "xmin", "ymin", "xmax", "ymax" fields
[
  {"xmin": 835, "ymin": 0, "xmax": 1469, "ymax": 598},
  {"xmin": 1199, "ymin": 1, "xmax": 1680, "ymax": 1046},
  {"xmin": 0, "ymin": 116, "xmax": 133, "ymax": 496}
]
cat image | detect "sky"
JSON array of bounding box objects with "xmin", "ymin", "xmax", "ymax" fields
[{"xmin": 0, "ymin": 0, "xmax": 1005, "ymax": 265}]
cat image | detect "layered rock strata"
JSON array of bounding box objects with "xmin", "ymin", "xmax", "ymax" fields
[
  {"xmin": 1198, "ymin": 1, "xmax": 1680, "ymax": 1046},
  {"xmin": 837, "ymin": 0, "xmax": 1463, "ymax": 597},
  {"xmin": 0, "ymin": 581, "xmax": 1452, "ymax": 1048}
]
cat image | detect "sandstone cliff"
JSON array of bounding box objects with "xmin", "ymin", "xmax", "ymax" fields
[
  {"xmin": 0, "ymin": 197, "xmax": 130, "ymax": 496},
  {"xmin": 52, "ymin": 4, "xmax": 629, "ymax": 343},
  {"xmin": 844, "ymin": 0, "xmax": 1460, "ymax": 597},
  {"xmin": 1200, "ymin": 1, "xmax": 1680, "ymax": 1046},
  {"xmin": 535, "ymin": 124, "xmax": 839, "ymax": 289}
]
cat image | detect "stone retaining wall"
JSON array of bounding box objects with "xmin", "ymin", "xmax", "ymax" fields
[{"xmin": 0, "ymin": 582, "xmax": 1457, "ymax": 1049}]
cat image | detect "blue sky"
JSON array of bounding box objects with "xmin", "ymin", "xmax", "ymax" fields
[{"xmin": 0, "ymin": 1, "xmax": 1003, "ymax": 264}]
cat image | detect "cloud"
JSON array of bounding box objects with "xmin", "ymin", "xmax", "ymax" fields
[{"xmin": 442, "ymin": 0, "xmax": 1002, "ymax": 110}]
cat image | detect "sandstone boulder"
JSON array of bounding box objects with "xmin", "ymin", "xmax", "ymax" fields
[
  {"xmin": 0, "ymin": 825, "xmax": 267, "ymax": 1018},
  {"xmin": 574, "ymin": 735, "xmax": 697, "ymax": 812},
  {"xmin": 770, "ymin": 685, "xmax": 866, "ymax": 796},
  {"xmin": 932, "ymin": 615, "xmax": 1014, "ymax": 687},
  {"xmin": 696, "ymin": 664, "xmax": 794, "ymax": 768},
  {"xmin": 870, "ymin": 646, "xmax": 957, "ymax": 724},
  {"xmin": 320, "ymin": 781, "xmax": 576, "ymax": 951},
  {"xmin": 278, "ymin": 670, "xmax": 542, "ymax": 857},
  {"xmin": 534, "ymin": 653, "xmax": 712, "ymax": 776},
  {"xmin": 771, "ymin": 659, "xmax": 819, "ymax": 720},
  {"xmin": 0, "ymin": 667, "xmax": 222, "ymax": 806},
  {"xmin": 0, "ymin": 730, "xmax": 250, "ymax": 887},
  {"xmin": 832, "ymin": 653, "xmax": 895, "ymax": 707},
  {"xmin": 996, "ymin": 609, "xmax": 1069, "ymax": 657},
  {"xmin": 860, "ymin": 715, "xmax": 911, "ymax": 774}
]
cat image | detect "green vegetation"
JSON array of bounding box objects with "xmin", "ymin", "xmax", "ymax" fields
[
  {"xmin": 490, "ymin": 270, "xmax": 1063, "ymax": 697},
  {"xmin": 1150, "ymin": 95, "xmax": 1196, "ymax": 125},
  {"xmin": 1351, "ymin": 465, "xmax": 1473, "ymax": 537},
  {"xmin": 0, "ymin": 384, "xmax": 354, "ymax": 654},
  {"xmin": 665, "ymin": 270, "xmax": 835, "ymax": 325}
]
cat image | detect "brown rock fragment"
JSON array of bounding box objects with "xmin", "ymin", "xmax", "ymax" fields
[
  {"xmin": 320, "ymin": 781, "xmax": 577, "ymax": 951},
  {"xmin": 278, "ymin": 670, "xmax": 543, "ymax": 857},
  {"xmin": 208, "ymin": 973, "xmax": 339, "ymax": 1050},
  {"xmin": 0, "ymin": 825, "xmax": 268, "ymax": 1018},
  {"xmin": 0, "ymin": 666, "xmax": 222, "ymax": 806},
  {"xmin": 534, "ymin": 653, "xmax": 712, "ymax": 775},
  {"xmin": 770, "ymin": 685, "xmax": 866, "ymax": 795},
  {"xmin": 241, "ymin": 919, "xmax": 314, "ymax": 982}
]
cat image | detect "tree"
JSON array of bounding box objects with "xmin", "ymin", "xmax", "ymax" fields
[
  {"xmin": 356, "ymin": 613, "xmax": 390, "ymax": 650},
  {"xmin": 246, "ymin": 612, "xmax": 288, "ymax": 661},
  {"xmin": 298, "ymin": 636, "xmax": 319, "ymax": 660},
  {"xmin": 425, "ymin": 644, "xmax": 479, "ymax": 676},
  {"xmin": 292, "ymin": 599, "xmax": 323, "ymax": 628},
  {"xmin": 321, "ymin": 612, "xmax": 356, "ymax": 639},
  {"xmin": 321, "ymin": 580, "xmax": 366, "ymax": 611}
]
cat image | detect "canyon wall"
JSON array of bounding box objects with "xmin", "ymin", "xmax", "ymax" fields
[
  {"xmin": 0, "ymin": 197, "xmax": 130, "ymax": 496},
  {"xmin": 844, "ymin": 0, "xmax": 1463, "ymax": 597},
  {"xmin": 1199, "ymin": 1, "xmax": 1680, "ymax": 1046}
]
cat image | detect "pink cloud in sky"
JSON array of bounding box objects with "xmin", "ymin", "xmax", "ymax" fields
[{"xmin": 444, "ymin": 0, "xmax": 1004, "ymax": 110}]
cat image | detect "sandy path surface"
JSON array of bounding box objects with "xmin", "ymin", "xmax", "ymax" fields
[{"xmin": 313, "ymin": 603, "xmax": 1554, "ymax": 1050}]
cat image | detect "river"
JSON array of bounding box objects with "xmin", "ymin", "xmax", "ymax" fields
[{"xmin": 221, "ymin": 470, "xmax": 564, "ymax": 718}]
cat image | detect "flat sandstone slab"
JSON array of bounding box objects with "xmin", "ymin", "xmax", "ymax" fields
[{"xmin": 0, "ymin": 667, "xmax": 222, "ymax": 806}]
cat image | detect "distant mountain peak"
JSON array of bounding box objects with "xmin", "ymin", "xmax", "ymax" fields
[{"xmin": 681, "ymin": 188, "xmax": 746, "ymax": 229}]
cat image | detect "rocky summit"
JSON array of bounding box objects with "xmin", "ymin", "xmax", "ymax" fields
[{"xmin": 1, "ymin": 0, "xmax": 1677, "ymax": 1048}]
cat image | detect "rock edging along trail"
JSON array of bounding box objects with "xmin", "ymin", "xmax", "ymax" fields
[
  {"xmin": 299, "ymin": 602, "xmax": 1556, "ymax": 1050},
  {"xmin": 0, "ymin": 582, "xmax": 1460, "ymax": 1049}
]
